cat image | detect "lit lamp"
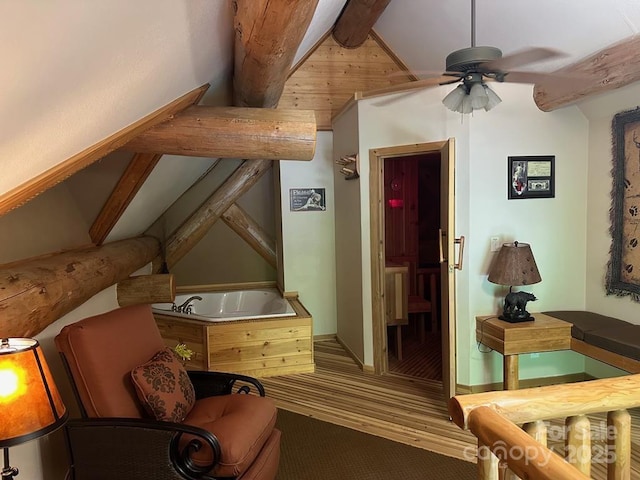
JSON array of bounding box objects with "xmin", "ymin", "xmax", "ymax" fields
[
  {"xmin": 488, "ymin": 241, "xmax": 541, "ymax": 323},
  {"xmin": 0, "ymin": 338, "xmax": 67, "ymax": 480}
]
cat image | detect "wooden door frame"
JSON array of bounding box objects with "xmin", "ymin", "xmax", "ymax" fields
[{"xmin": 369, "ymin": 141, "xmax": 456, "ymax": 389}]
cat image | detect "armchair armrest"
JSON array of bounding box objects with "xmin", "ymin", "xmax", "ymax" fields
[
  {"xmin": 64, "ymin": 417, "xmax": 221, "ymax": 480},
  {"xmin": 188, "ymin": 370, "xmax": 266, "ymax": 398}
]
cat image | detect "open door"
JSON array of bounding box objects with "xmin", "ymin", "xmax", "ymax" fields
[
  {"xmin": 370, "ymin": 140, "xmax": 459, "ymax": 401},
  {"xmin": 439, "ymin": 139, "xmax": 458, "ymax": 400}
]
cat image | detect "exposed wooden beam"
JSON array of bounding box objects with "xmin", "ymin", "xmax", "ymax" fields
[
  {"xmin": 222, "ymin": 203, "xmax": 276, "ymax": 267},
  {"xmin": 117, "ymin": 274, "xmax": 175, "ymax": 307},
  {"xmin": 90, "ymin": 153, "xmax": 163, "ymax": 245},
  {"xmin": 123, "ymin": 106, "xmax": 316, "ymax": 160},
  {"xmin": 165, "ymin": 160, "xmax": 273, "ymax": 268},
  {"xmin": 233, "ymin": 0, "xmax": 320, "ymax": 107},
  {"xmin": 534, "ymin": 36, "xmax": 640, "ymax": 112},
  {"xmin": 0, "ymin": 236, "xmax": 160, "ymax": 337},
  {"xmin": 0, "ymin": 84, "xmax": 209, "ymax": 217},
  {"xmin": 332, "ymin": 0, "xmax": 392, "ymax": 49}
]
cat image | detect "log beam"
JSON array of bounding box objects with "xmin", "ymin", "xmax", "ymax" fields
[
  {"xmin": 233, "ymin": 0, "xmax": 320, "ymax": 108},
  {"xmin": 117, "ymin": 274, "xmax": 175, "ymax": 307},
  {"xmin": 534, "ymin": 35, "xmax": 640, "ymax": 112},
  {"xmin": 0, "ymin": 84, "xmax": 208, "ymax": 217},
  {"xmin": 90, "ymin": 153, "xmax": 163, "ymax": 245},
  {"xmin": 123, "ymin": 106, "xmax": 316, "ymax": 160},
  {"xmin": 0, "ymin": 236, "xmax": 160, "ymax": 337},
  {"xmin": 332, "ymin": 0, "xmax": 392, "ymax": 49},
  {"xmin": 165, "ymin": 160, "xmax": 273, "ymax": 268},
  {"xmin": 222, "ymin": 203, "xmax": 276, "ymax": 267}
]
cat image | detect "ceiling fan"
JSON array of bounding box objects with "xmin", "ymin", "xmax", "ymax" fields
[{"xmin": 389, "ymin": 0, "xmax": 568, "ymax": 113}]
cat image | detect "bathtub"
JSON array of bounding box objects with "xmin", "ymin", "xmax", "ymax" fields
[{"xmin": 152, "ymin": 288, "xmax": 296, "ymax": 322}]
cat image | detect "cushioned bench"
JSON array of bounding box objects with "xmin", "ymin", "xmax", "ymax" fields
[{"xmin": 543, "ymin": 310, "xmax": 640, "ymax": 373}]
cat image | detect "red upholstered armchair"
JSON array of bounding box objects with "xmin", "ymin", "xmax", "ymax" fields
[{"xmin": 55, "ymin": 304, "xmax": 280, "ymax": 480}]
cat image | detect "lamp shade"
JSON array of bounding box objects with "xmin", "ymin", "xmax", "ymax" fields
[
  {"xmin": 0, "ymin": 338, "xmax": 67, "ymax": 447},
  {"xmin": 488, "ymin": 241, "xmax": 541, "ymax": 286}
]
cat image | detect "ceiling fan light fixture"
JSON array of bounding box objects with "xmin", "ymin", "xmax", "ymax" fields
[
  {"xmin": 469, "ymin": 82, "xmax": 489, "ymax": 109},
  {"xmin": 483, "ymin": 84, "xmax": 502, "ymax": 111},
  {"xmin": 460, "ymin": 94, "xmax": 473, "ymax": 114},
  {"xmin": 442, "ymin": 84, "xmax": 467, "ymax": 112}
]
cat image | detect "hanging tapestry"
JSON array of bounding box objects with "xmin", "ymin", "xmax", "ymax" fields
[{"xmin": 607, "ymin": 107, "xmax": 640, "ymax": 300}]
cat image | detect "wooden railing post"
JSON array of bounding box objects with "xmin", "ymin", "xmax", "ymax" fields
[
  {"xmin": 566, "ymin": 414, "xmax": 591, "ymax": 476},
  {"xmin": 608, "ymin": 409, "xmax": 631, "ymax": 480},
  {"xmin": 477, "ymin": 440, "xmax": 499, "ymax": 480}
]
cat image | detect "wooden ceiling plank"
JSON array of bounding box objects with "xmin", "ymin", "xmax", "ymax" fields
[
  {"xmin": 332, "ymin": 0, "xmax": 392, "ymax": 49},
  {"xmin": 233, "ymin": 0, "xmax": 320, "ymax": 108},
  {"xmin": 533, "ymin": 35, "xmax": 640, "ymax": 112},
  {"xmin": 0, "ymin": 84, "xmax": 209, "ymax": 217},
  {"xmin": 222, "ymin": 203, "xmax": 276, "ymax": 268},
  {"xmin": 122, "ymin": 106, "xmax": 316, "ymax": 160},
  {"xmin": 89, "ymin": 152, "xmax": 163, "ymax": 245}
]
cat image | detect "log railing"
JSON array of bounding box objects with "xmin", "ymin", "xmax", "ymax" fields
[{"xmin": 448, "ymin": 374, "xmax": 640, "ymax": 479}]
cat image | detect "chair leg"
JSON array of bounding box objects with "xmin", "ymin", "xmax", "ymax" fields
[
  {"xmin": 419, "ymin": 313, "xmax": 426, "ymax": 343},
  {"xmin": 396, "ymin": 325, "xmax": 403, "ymax": 361}
]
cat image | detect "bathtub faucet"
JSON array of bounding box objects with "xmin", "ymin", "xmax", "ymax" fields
[{"xmin": 173, "ymin": 296, "xmax": 203, "ymax": 314}]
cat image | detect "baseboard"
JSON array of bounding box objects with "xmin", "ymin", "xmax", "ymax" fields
[
  {"xmin": 313, "ymin": 333, "xmax": 337, "ymax": 342},
  {"xmin": 456, "ymin": 372, "xmax": 592, "ymax": 395},
  {"xmin": 334, "ymin": 335, "xmax": 373, "ymax": 373}
]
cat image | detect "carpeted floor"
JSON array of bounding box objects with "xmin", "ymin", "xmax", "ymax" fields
[{"xmin": 275, "ymin": 409, "xmax": 477, "ymax": 480}]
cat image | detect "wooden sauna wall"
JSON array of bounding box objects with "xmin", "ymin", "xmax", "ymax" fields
[
  {"xmin": 384, "ymin": 154, "xmax": 441, "ymax": 267},
  {"xmin": 153, "ymin": 297, "xmax": 314, "ymax": 378}
]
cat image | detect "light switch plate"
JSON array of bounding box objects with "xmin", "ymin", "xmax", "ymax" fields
[{"xmin": 490, "ymin": 236, "xmax": 501, "ymax": 252}]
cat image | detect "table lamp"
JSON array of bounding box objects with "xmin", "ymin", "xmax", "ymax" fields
[
  {"xmin": 0, "ymin": 338, "xmax": 68, "ymax": 480},
  {"xmin": 488, "ymin": 241, "xmax": 541, "ymax": 323}
]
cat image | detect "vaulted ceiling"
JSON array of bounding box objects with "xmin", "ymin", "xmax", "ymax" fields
[{"xmin": 3, "ymin": 0, "xmax": 640, "ymax": 234}]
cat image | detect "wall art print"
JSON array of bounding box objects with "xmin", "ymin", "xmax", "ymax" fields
[{"xmin": 607, "ymin": 107, "xmax": 640, "ymax": 300}]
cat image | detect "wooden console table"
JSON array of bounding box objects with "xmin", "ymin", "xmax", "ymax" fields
[{"xmin": 476, "ymin": 313, "xmax": 572, "ymax": 390}]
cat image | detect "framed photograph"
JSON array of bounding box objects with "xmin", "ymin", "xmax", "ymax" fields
[
  {"xmin": 508, "ymin": 156, "xmax": 555, "ymax": 199},
  {"xmin": 289, "ymin": 188, "xmax": 326, "ymax": 211}
]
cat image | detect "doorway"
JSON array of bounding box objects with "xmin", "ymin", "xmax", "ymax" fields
[
  {"xmin": 369, "ymin": 140, "xmax": 457, "ymax": 399},
  {"xmin": 384, "ymin": 152, "xmax": 442, "ymax": 381}
]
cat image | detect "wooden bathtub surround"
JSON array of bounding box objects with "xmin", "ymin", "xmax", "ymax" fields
[
  {"xmin": 449, "ymin": 374, "xmax": 640, "ymax": 479},
  {"xmin": 0, "ymin": 236, "xmax": 160, "ymax": 337},
  {"xmin": 116, "ymin": 273, "xmax": 175, "ymax": 307},
  {"xmin": 153, "ymin": 295, "xmax": 314, "ymax": 378},
  {"xmin": 122, "ymin": 106, "xmax": 317, "ymax": 161},
  {"xmin": 0, "ymin": 84, "xmax": 208, "ymax": 218}
]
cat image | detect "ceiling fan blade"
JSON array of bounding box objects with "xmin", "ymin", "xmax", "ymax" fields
[
  {"xmin": 367, "ymin": 76, "xmax": 459, "ymax": 106},
  {"xmin": 363, "ymin": 76, "xmax": 457, "ymax": 101},
  {"xmin": 481, "ymin": 47, "xmax": 566, "ymax": 72},
  {"xmin": 388, "ymin": 70, "xmax": 464, "ymax": 80},
  {"xmin": 499, "ymin": 70, "xmax": 586, "ymax": 86}
]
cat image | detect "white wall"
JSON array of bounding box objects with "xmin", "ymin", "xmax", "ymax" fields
[
  {"xmin": 280, "ymin": 132, "xmax": 337, "ymax": 336},
  {"xmin": 343, "ymin": 82, "xmax": 590, "ymax": 386},
  {"xmin": 0, "ymin": 1, "xmax": 231, "ymax": 198},
  {"xmin": 332, "ymin": 108, "xmax": 365, "ymax": 358}
]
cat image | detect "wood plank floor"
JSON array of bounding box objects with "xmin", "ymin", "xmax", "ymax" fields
[
  {"xmin": 261, "ymin": 338, "xmax": 476, "ymax": 461},
  {"xmin": 260, "ymin": 338, "xmax": 640, "ymax": 479}
]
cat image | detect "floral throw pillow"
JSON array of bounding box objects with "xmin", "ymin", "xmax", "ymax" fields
[{"xmin": 131, "ymin": 348, "xmax": 196, "ymax": 422}]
